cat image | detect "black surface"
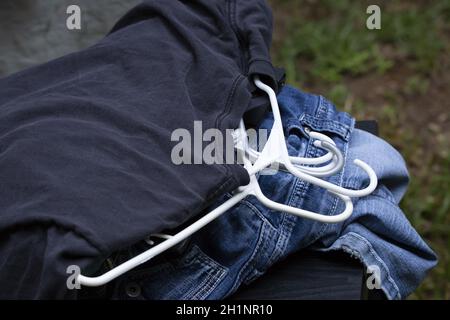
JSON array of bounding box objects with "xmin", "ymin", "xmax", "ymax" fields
[
  {"xmin": 355, "ymin": 120, "xmax": 379, "ymax": 136},
  {"xmin": 230, "ymin": 251, "xmax": 365, "ymax": 300}
]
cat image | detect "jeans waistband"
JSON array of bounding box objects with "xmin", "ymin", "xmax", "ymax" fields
[{"xmin": 258, "ymin": 85, "xmax": 354, "ymax": 144}]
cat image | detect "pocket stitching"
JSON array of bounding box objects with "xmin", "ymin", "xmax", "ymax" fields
[
  {"xmin": 181, "ymin": 245, "xmax": 228, "ymax": 300},
  {"xmin": 299, "ymin": 113, "xmax": 352, "ymax": 141}
]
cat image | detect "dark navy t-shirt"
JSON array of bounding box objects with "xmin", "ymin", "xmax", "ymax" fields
[{"xmin": 0, "ymin": 0, "xmax": 280, "ymax": 298}]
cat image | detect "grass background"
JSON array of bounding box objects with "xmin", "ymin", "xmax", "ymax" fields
[{"xmin": 268, "ymin": 0, "xmax": 450, "ymax": 299}]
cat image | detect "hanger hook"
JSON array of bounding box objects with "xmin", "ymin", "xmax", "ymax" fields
[{"xmin": 253, "ymin": 75, "xmax": 378, "ymax": 198}]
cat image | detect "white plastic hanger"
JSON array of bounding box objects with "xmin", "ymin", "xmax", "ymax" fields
[
  {"xmin": 234, "ymin": 116, "xmax": 344, "ymax": 177},
  {"xmin": 239, "ymin": 131, "xmax": 344, "ymax": 177},
  {"xmin": 250, "ymin": 76, "xmax": 378, "ymax": 198},
  {"xmin": 75, "ymin": 77, "xmax": 377, "ymax": 287}
]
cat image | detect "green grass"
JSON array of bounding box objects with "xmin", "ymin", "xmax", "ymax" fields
[
  {"xmin": 269, "ymin": 0, "xmax": 450, "ymax": 299},
  {"xmin": 278, "ymin": 3, "xmax": 391, "ymax": 84}
]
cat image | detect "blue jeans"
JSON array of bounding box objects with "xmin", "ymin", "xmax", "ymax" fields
[{"xmin": 106, "ymin": 85, "xmax": 437, "ymax": 300}]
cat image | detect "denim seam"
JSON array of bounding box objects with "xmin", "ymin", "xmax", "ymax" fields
[
  {"xmin": 183, "ymin": 266, "xmax": 215, "ymax": 300},
  {"xmin": 279, "ymin": 128, "xmax": 320, "ymax": 251},
  {"xmin": 296, "ymin": 139, "xmax": 334, "ymax": 248},
  {"xmin": 242, "ymin": 221, "xmax": 277, "ymax": 285},
  {"xmin": 271, "ymin": 120, "xmax": 321, "ymax": 260},
  {"xmin": 187, "ymin": 263, "xmax": 228, "ymax": 300},
  {"xmin": 241, "ymin": 200, "xmax": 286, "ymax": 267},
  {"xmin": 270, "ymin": 212, "xmax": 296, "ymax": 265},
  {"xmin": 291, "ymin": 95, "xmax": 352, "ymax": 140},
  {"xmin": 318, "ymin": 116, "xmax": 353, "ymax": 239},
  {"xmin": 227, "ymin": 223, "xmax": 264, "ymax": 295},
  {"xmin": 288, "ymin": 131, "xmax": 318, "ymax": 208},
  {"xmin": 182, "ymin": 246, "xmax": 229, "ymax": 300},
  {"xmin": 329, "ymin": 232, "xmax": 401, "ymax": 300},
  {"xmin": 263, "ymin": 176, "xmax": 296, "ymax": 264},
  {"xmin": 328, "ymin": 121, "xmax": 351, "ymax": 217},
  {"xmin": 316, "ymin": 95, "xmax": 326, "ymax": 117},
  {"xmin": 244, "ymin": 131, "xmax": 308, "ymax": 265},
  {"xmin": 266, "ymin": 196, "xmax": 294, "ymax": 266},
  {"xmin": 302, "ymin": 116, "xmax": 354, "ymax": 248},
  {"xmin": 288, "ymin": 179, "xmax": 308, "ymax": 208},
  {"xmin": 240, "ymin": 224, "xmax": 269, "ymax": 285},
  {"xmin": 240, "ymin": 198, "xmax": 279, "ymax": 231},
  {"xmin": 299, "ymin": 114, "xmax": 351, "ymax": 141},
  {"xmin": 227, "ymin": 219, "xmax": 272, "ymax": 295}
]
